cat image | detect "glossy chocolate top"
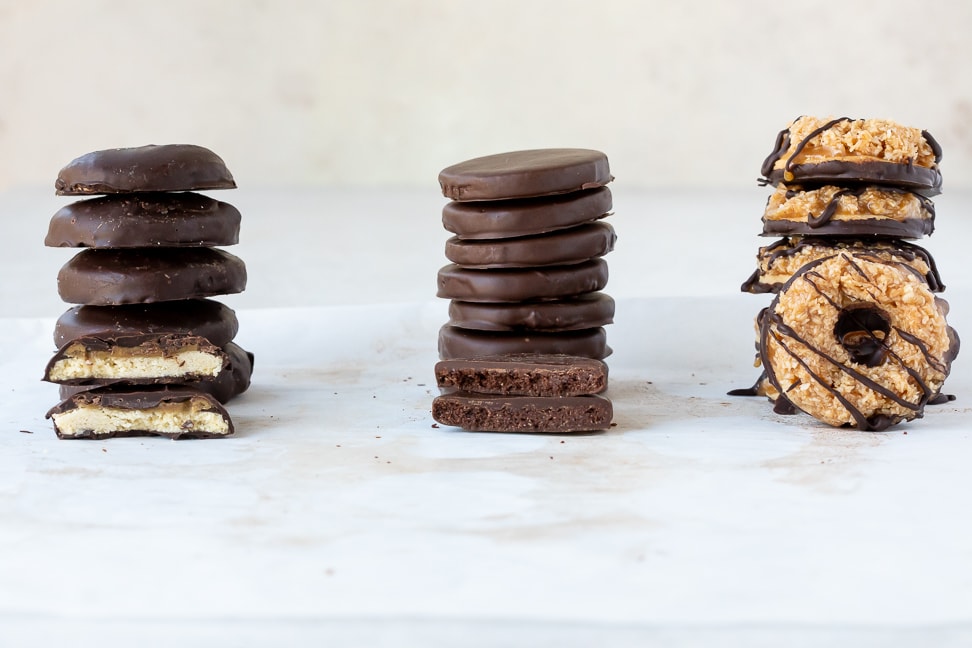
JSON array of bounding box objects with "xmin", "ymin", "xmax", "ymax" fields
[
  {"xmin": 55, "ymin": 144, "xmax": 236, "ymax": 195},
  {"xmin": 442, "ymin": 187, "xmax": 612, "ymax": 240},
  {"xmin": 57, "ymin": 248, "xmax": 247, "ymax": 305},
  {"xmin": 54, "ymin": 299, "xmax": 239, "ymax": 348},
  {"xmin": 439, "ymin": 149, "xmax": 612, "ymax": 201},
  {"xmin": 46, "ymin": 193, "xmax": 241, "ymax": 248},
  {"xmin": 445, "ymin": 222, "xmax": 616, "ymax": 268},
  {"xmin": 437, "ymin": 259, "xmax": 608, "ymax": 303},
  {"xmin": 448, "ymin": 293, "xmax": 615, "ymax": 332}
]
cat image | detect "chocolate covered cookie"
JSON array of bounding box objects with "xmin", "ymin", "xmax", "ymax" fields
[
  {"xmin": 57, "ymin": 248, "xmax": 247, "ymax": 305},
  {"xmin": 438, "ymin": 325, "xmax": 610, "ymax": 360},
  {"xmin": 54, "ymin": 299, "xmax": 239, "ymax": 348},
  {"xmin": 437, "ymin": 259, "xmax": 608, "ymax": 303},
  {"xmin": 448, "ymin": 292, "xmax": 615, "ymax": 332},
  {"xmin": 55, "ymin": 144, "xmax": 236, "ymax": 195},
  {"xmin": 442, "ymin": 187, "xmax": 612, "ymax": 240},
  {"xmin": 439, "ymin": 148, "xmax": 612, "ymax": 201},
  {"xmin": 445, "ymin": 222, "xmax": 616, "ymax": 268},
  {"xmin": 46, "ymin": 193, "xmax": 241, "ymax": 248}
]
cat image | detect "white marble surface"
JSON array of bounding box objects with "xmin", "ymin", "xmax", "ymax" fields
[{"xmin": 2, "ymin": 188, "xmax": 972, "ymax": 646}]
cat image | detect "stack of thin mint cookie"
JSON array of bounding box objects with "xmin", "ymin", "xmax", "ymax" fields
[
  {"xmin": 432, "ymin": 149, "xmax": 616, "ymax": 433},
  {"xmin": 43, "ymin": 145, "xmax": 253, "ymax": 439},
  {"xmin": 734, "ymin": 116, "xmax": 959, "ymax": 431}
]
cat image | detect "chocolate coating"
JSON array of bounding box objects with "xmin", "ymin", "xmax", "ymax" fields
[
  {"xmin": 445, "ymin": 222, "xmax": 616, "ymax": 268},
  {"xmin": 438, "ymin": 325, "xmax": 611, "ymax": 360},
  {"xmin": 435, "ymin": 354, "xmax": 608, "ymax": 397},
  {"xmin": 437, "ymin": 259, "xmax": 608, "ymax": 303},
  {"xmin": 59, "ymin": 341, "xmax": 253, "ymax": 405},
  {"xmin": 55, "ymin": 144, "xmax": 236, "ymax": 195},
  {"xmin": 762, "ymin": 161, "xmax": 943, "ymax": 195},
  {"xmin": 432, "ymin": 392, "xmax": 613, "ymax": 433},
  {"xmin": 54, "ymin": 299, "xmax": 239, "ymax": 348},
  {"xmin": 448, "ymin": 293, "xmax": 615, "ymax": 332},
  {"xmin": 46, "ymin": 193, "xmax": 241, "ymax": 248},
  {"xmin": 439, "ymin": 149, "xmax": 612, "ymax": 201},
  {"xmin": 442, "ymin": 187, "xmax": 612, "ymax": 240},
  {"xmin": 57, "ymin": 248, "xmax": 247, "ymax": 305},
  {"xmin": 46, "ymin": 385, "xmax": 234, "ymax": 439}
]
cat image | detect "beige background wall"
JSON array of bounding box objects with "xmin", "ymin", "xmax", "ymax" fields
[{"xmin": 1, "ymin": 0, "xmax": 970, "ymax": 190}]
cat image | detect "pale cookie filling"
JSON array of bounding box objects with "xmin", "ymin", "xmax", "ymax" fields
[
  {"xmin": 764, "ymin": 185, "xmax": 931, "ymax": 224},
  {"xmin": 770, "ymin": 116, "xmax": 937, "ymax": 169},
  {"xmin": 48, "ymin": 345, "xmax": 222, "ymax": 381},
  {"xmin": 52, "ymin": 401, "xmax": 230, "ymax": 437}
]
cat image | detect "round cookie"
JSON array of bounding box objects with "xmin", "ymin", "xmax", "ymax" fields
[
  {"xmin": 442, "ymin": 187, "xmax": 612, "ymax": 240},
  {"xmin": 760, "ymin": 185, "xmax": 935, "ymax": 239},
  {"xmin": 438, "ymin": 325, "xmax": 611, "ymax": 360},
  {"xmin": 439, "ymin": 148, "xmax": 612, "ymax": 201},
  {"xmin": 760, "ymin": 116, "xmax": 942, "ymax": 194},
  {"xmin": 57, "ymin": 248, "xmax": 247, "ymax": 305},
  {"xmin": 741, "ymin": 237, "xmax": 944, "ymax": 294},
  {"xmin": 56, "ymin": 144, "xmax": 236, "ymax": 195},
  {"xmin": 760, "ymin": 252, "xmax": 959, "ymax": 431},
  {"xmin": 54, "ymin": 299, "xmax": 239, "ymax": 348},
  {"xmin": 448, "ymin": 293, "xmax": 615, "ymax": 332},
  {"xmin": 46, "ymin": 193, "xmax": 241, "ymax": 248},
  {"xmin": 437, "ymin": 259, "xmax": 608, "ymax": 303},
  {"xmin": 445, "ymin": 222, "xmax": 616, "ymax": 268}
]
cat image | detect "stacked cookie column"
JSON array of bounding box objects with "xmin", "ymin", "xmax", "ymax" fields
[
  {"xmin": 737, "ymin": 116, "xmax": 959, "ymax": 430},
  {"xmin": 43, "ymin": 145, "xmax": 253, "ymax": 439},
  {"xmin": 432, "ymin": 148, "xmax": 616, "ymax": 433}
]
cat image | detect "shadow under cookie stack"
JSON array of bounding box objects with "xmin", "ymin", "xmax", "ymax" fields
[
  {"xmin": 43, "ymin": 145, "xmax": 253, "ymax": 439},
  {"xmin": 736, "ymin": 116, "xmax": 959, "ymax": 431},
  {"xmin": 431, "ymin": 149, "xmax": 616, "ymax": 433}
]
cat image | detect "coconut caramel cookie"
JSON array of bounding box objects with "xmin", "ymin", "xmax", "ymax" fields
[{"xmin": 759, "ymin": 252, "xmax": 959, "ymax": 431}]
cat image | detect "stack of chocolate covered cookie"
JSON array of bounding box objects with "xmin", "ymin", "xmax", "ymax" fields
[
  {"xmin": 433, "ymin": 148, "xmax": 616, "ymax": 432},
  {"xmin": 736, "ymin": 116, "xmax": 959, "ymax": 431},
  {"xmin": 43, "ymin": 145, "xmax": 253, "ymax": 439}
]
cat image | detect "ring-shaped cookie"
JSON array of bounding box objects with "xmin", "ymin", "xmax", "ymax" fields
[{"xmin": 760, "ymin": 252, "xmax": 958, "ymax": 431}]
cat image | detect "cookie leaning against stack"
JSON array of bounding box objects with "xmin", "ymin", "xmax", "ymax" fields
[
  {"xmin": 43, "ymin": 145, "xmax": 253, "ymax": 439},
  {"xmin": 734, "ymin": 116, "xmax": 959, "ymax": 431},
  {"xmin": 432, "ymin": 149, "xmax": 616, "ymax": 433}
]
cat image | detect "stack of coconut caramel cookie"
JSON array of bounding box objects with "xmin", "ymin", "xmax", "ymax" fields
[
  {"xmin": 432, "ymin": 149, "xmax": 616, "ymax": 433},
  {"xmin": 735, "ymin": 116, "xmax": 959, "ymax": 431},
  {"xmin": 43, "ymin": 145, "xmax": 253, "ymax": 439}
]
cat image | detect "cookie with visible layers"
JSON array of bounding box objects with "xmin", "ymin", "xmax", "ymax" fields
[
  {"xmin": 760, "ymin": 184, "xmax": 935, "ymax": 238},
  {"xmin": 47, "ymin": 385, "xmax": 235, "ymax": 439},
  {"xmin": 760, "ymin": 116, "xmax": 942, "ymax": 194}
]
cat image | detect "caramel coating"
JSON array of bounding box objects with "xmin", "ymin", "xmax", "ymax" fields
[
  {"xmin": 764, "ymin": 185, "xmax": 934, "ymax": 226},
  {"xmin": 761, "ymin": 253, "xmax": 957, "ymax": 430},
  {"xmin": 767, "ymin": 116, "xmax": 939, "ymax": 171}
]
